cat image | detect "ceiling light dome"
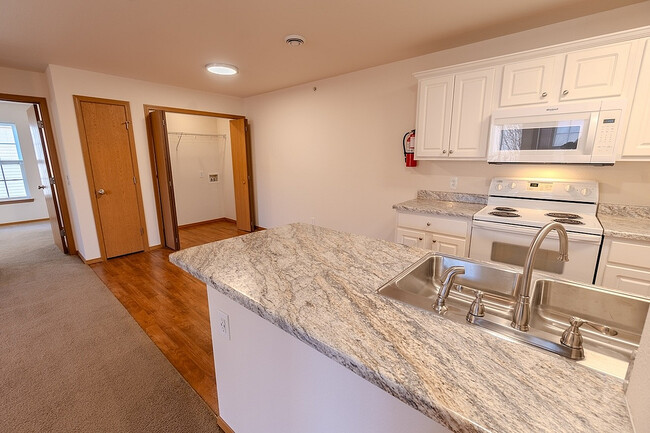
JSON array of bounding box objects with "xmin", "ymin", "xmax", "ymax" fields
[{"xmin": 206, "ymin": 63, "xmax": 238, "ymax": 76}]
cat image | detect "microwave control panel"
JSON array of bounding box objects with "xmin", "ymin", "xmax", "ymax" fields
[{"xmin": 591, "ymin": 109, "xmax": 622, "ymax": 160}]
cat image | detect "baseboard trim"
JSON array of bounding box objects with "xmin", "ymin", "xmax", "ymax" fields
[
  {"xmin": 217, "ymin": 415, "xmax": 235, "ymax": 433},
  {"xmin": 148, "ymin": 243, "xmax": 163, "ymax": 250},
  {"xmin": 0, "ymin": 217, "xmax": 49, "ymax": 226},
  {"xmin": 77, "ymin": 250, "xmax": 103, "ymax": 265},
  {"xmin": 179, "ymin": 217, "xmax": 236, "ymax": 229}
]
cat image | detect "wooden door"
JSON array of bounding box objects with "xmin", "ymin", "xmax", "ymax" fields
[
  {"xmin": 229, "ymin": 118, "xmax": 254, "ymax": 231},
  {"xmin": 75, "ymin": 97, "xmax": 147, "ymax": 259},
  {"xmin": 414, "ymin": 75, "xmax": 453, "ymax": 158},
  {"xmin": 560, "ymin": 42, "xmax": 631, "ymax": 101},
  {"xmin": 27, "ymin": 104, "xmax": 68, "ymax": 252},
  {"xmin": 449, "ymin": 68, "xmax": 495, "ymax": 158},
  {"xmin": 148, "ymin": 110, "xmax": 180, "ymax": 250},
  {"xmin": 500, "ymin": 56, "xmax": 557, "ymax": 107}
]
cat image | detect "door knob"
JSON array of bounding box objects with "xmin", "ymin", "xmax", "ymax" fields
[
  {"xmin": 97, "ymin": 188, "xmax": 106, "ymax": 195},
  {"xmin": 38, "ymin": 185, "xmax": 47, "ymax": 189}
]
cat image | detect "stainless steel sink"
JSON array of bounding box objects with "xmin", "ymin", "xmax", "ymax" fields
[{"xmin": 377, "ymin": 253, "xmax": 650, "ymax": 375}]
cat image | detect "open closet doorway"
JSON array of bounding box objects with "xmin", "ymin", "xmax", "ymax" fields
[
  {"xmin": 0, "ymin": 93, "xmax": 75, "ymax": 254},
  {"xmin": 145, "ymin": 106, "xmax": 254, "ymax": 251}
]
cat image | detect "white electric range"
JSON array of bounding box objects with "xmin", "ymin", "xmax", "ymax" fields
[{"xmin": 469, "ymin": 177, "xmax": 603, "ymax": 284}]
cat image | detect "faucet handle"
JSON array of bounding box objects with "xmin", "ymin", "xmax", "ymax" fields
[
  {"xmin": 560, "ymin": 317, "xmax": 618, "ymax": 349},
  {"xmin": 466, "ymin": 290, "xmax": 485, "ymax": 324}
]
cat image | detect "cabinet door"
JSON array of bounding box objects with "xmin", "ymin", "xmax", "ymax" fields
[
  {"xmin": 560, "ymin": 42, "xmax": 631, "ymax": 101},
  {"xmin": 415, "ymin": 75, "xmax": 453, "ymax": 158},
  {"xmin": 395, "ymin": 227, "xmax": 426, "ymax": 249},
  {"xmin": 427, "ymin": 232, "xmax": 466, "ymax": 257},
  {"xmin": 449, "ymin": 68, "xmax": 495, "ymax": 159},
  {"xmin": 601, "ymin": 264, "xmax": 650, "ymax": 298},
  {"xmin": 500, "ymin": 57, "xmax": 557, "ymax": 106},
  {"xmin": 622, "ymin": 39, "xmax": 650, "ymax": 157}
]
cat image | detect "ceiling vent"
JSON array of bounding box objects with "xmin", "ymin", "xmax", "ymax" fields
[{"xmin": 285, "ymin": 35, "xmax": 305, "ymax": 46}]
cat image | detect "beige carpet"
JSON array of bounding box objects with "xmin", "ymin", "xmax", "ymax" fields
[{"xmin": 0, "ymin": 222, "xmax": 222, "ymax": 432}]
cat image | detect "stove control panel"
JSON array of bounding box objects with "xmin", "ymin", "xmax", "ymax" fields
[{"xmin": 489, "ymin": 178, "xmax": 599, "ymax": 204}]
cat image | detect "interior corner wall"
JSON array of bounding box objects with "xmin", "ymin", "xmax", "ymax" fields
[
  {"xmin": 45, "ymin": 65, "xmax": 244, "ymax": 260},
  {"xmin": 165, "ymin": 112, "xmax": 236, "ymax": 226},
  {"xmin": 243, "ymin": 2, "xmax": 650, "ymax": 242},
  {"xmin": 0, "ymin": 103, "xmax": 49, "ymax": 224}
]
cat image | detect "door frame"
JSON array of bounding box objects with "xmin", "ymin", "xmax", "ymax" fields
[
  {"xmin": 143, "ymin": 104, "xmax": 253, "ymax": 249},
  {"xmin": 74, "ymin": 95, "xmax": 150, "ymax": 261},
  {"xmin": 0, "ymin": 92, "xmax": 76, "ymax": 254}
]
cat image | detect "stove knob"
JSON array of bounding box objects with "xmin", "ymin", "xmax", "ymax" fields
[
  {"xmin": 509, "ymin": 182, "xmax": 517, "ymax": 189},
  {"xmin": 580, "ymin": 188, "xmax": 592, "ymax": 196},
  {"xmin": 565, "ymin": 185, "xmax": 574, "ymax": 193},
  {"xmin": 496, "ymin": 184, "xmax": 503, "ymax": 191}
]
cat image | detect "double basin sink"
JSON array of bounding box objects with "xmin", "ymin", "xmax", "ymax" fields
[{"xmin": 378, "ymin": 253, "xmax": 649, "ymax": 377}]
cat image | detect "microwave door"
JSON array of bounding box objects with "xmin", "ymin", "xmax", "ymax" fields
[{"xmin": 488, "ymin": 112, "xmax": 596, "ymax": 163}]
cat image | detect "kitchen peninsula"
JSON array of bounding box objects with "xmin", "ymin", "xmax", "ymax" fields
[{"xmin": 171, "ymin": 223, "xmax": 633, "ymax": 433}]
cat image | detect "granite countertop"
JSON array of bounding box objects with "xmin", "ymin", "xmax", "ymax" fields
[
  {"xmin": 393, "ymin": 191, "xmax": 486, "ymax": 219},
  {"xmin": 170, "ymin": 223, "xmax": 632, "ymax": 433},
  {"xmin": 598, "ymin": 204, "xmax": 650, "ymax": 242}
]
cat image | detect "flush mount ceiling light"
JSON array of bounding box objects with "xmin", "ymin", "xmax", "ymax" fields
[
  {"xmin": 284, "ymin": 35, "xmax": 305, "ymax": 46},
  {"xmin": 205, "ymin": 63, "xmax": 238, "ymax": 76}
]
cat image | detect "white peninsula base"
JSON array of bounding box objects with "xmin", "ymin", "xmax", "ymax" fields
[{"xmin": 207, "ymin": 287, "xmax": 450, "ymax": 433}]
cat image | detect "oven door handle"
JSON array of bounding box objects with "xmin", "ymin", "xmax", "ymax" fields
[{"xmin": 472, "ymin": 220, "xmax": 602, "ymax": 243}]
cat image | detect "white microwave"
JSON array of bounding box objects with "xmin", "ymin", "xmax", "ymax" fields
[{"xmin": 487, "ymin": 100, "xmax": 625, "ymax": 165}]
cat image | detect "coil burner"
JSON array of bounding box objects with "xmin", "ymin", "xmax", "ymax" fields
[
  {"xmin": 489, "ymin": 211, "xmax": 520, "ymax": 218},
  {"xmin": 546, "ymin": 212, "xmax": 582, "ymax": 219},
  {"xmin": 554, "ymin": 218, "xmax": 585, "ymax": 225},
  {"xmin": 494, "ymin": 207, "xmax": 518, "ymax": 212}
]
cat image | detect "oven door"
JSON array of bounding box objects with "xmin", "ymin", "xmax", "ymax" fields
[{"xmin": 469, "ymin": 220, "xmax": 602, "ymax": 284}]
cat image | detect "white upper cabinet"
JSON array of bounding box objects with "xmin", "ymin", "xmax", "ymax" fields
[
  {"xmin": 499, "ymin": 42, "xmax": 633, "ymax": 106},
  {"xmin": 560, "ymin": 42, "xmax": 631, "ymax": 101},
  {"xmin": 500, "ymin": 56, "xmax": 557, "ymax": 106},
  {"xmin": 450, "ymin": 69, "xmax": 495, "ymax": 158},
  {"xmin": 415, "ymin": 68, "xmax": 495, "ymax": 160},
  {"xmin": 622, "ymin": 38, "xmax": 650, "ymax": 158},
  {"xmin": 415, "ymin": 75, "xmax": 453, "ymax": 158}
]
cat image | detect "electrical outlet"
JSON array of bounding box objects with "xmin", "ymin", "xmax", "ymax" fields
[
  {"xmin": 216, "ymin": 310, "xmax": 231, "ymax": 340},
  {"xmin": 209, "ymin": 173, "xmax": 219, "ymax": 183},
  {"xmin": 450, "ymin": 177, "xmax": 458, "ymax": 190}
]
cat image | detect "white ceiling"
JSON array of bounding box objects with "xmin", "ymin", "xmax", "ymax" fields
[{"xmin": 0, "ymin": 0, "xmax": 643, "ymax": 97}]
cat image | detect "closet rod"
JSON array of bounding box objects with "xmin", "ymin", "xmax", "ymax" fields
[{"xmin": 167, "ymin": 131, "xmax": 227, "ymax": 138}]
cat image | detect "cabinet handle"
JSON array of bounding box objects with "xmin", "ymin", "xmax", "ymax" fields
[
  {"xmin": 432, "ymin": 239, "xmax": 437, "ymax": 243},
  {"xmin": 418, "ymin": 237, "xmax": 423, "ymax": 241},
  {"xmin": 442, "ymin": 149, "xmax": 447, "ymax": 154},
  {"xmin": 562, "ymin": 89, "xmax": 569, "ymax": 96},
  {"xmin": 541, "ymin": 92, "xmax": 548, "ymax": 98},
  {"xmin": 426, "ymin": 222, "xmax": 431, "ymax": 226},
  {"xmin": 449, "ymin": 149, "xmax": 454, "ymax": 154}
]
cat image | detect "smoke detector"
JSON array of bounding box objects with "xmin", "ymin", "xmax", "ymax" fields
[{"xmin": 285, "ymin": 35, "xmax": 305, "ymax": 46}]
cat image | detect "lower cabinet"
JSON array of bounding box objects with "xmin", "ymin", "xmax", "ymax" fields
[
  {"xmin": 395, "ymin": 212, "xmax": 470, "ymax": 257},
  {"xmin": 595, "ymin": 237, "xmax": 650, "ymax": 298}
]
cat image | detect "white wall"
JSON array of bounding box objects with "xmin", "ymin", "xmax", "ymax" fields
[
  {"xmin": 0, "ymin": 102, "xmax": 49, "ymax": 224},
  {"xmin": 165, "ymin": 113, "xmax": 236, "ymax": 225},
  {"xmin": 0, "ymin": 66, "xmax": 50, "ymax": 98},
  {"xmin": 45, "ymin": 65, "xmax": 244, "ymax": 259},
  {"xmin": 244, "ymin": 2, "xmax": 650, "ymax": 242}
]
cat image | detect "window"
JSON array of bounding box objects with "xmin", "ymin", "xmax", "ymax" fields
[{"xmin": 0, "ymin": 123, "xmax": 29, "ymax": 200}]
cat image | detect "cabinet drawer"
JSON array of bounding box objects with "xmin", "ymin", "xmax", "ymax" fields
[
  {"xmin": 607, "ymin": 240, "xmax": 650, "ymax": 269},
  {"xmin": 397, "ymin": 212, "xmax": 468, "ymax": 237}
]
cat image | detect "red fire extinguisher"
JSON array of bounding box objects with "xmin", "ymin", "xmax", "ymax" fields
[{"xmin": 403, "ymin": 129, "xmax": 417, "ymax": 167}]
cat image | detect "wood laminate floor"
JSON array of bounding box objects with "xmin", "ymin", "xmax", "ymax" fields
[{"xmin": 90, "ymin": 220, "xmax": 253, "ymax": 415}]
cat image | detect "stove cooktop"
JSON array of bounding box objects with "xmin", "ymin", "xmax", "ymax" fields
[{"xmin": 473, "ymin": 178, "xmax": 604, "ymax": 236}]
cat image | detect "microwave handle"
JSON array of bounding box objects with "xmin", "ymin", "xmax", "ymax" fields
[{"xmin": 582, "ymin": 111, "xmax": 600, "ymax": 155}]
